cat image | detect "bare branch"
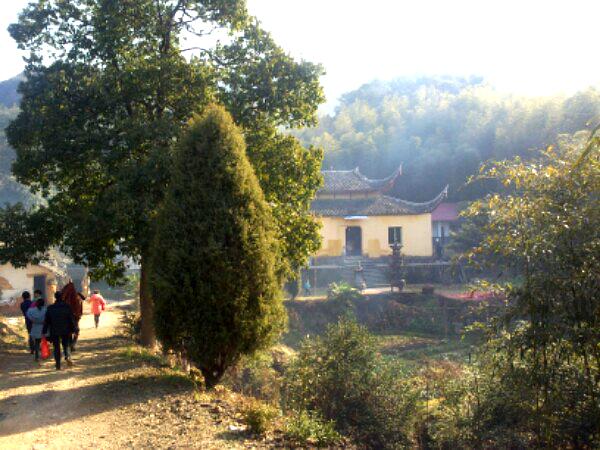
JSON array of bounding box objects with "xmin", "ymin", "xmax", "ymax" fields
[{"xmin": 179, "ymin": 46, "xmax": 204, "ymax": 53}]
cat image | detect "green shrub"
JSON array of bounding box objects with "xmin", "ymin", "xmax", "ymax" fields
[
  {"xmin": 151, "ymin": 105, "xmax": 286, "ymax": 388},
  {"xmin": 436, "ymin": 140, "xmax": 600, "ymax": 448},
  {"xmin": 123, "ymin": 273, "xmax": 140, "ymax": 300},
  {"xmin": 325, "ymin": 281, "xmax": 360, "ymax": 318},
  {"xmin": 120, "ymin": 311, "xmax": 142, "ymax": 343},
  {"xmin": 326, "ymin": 281, "xmax": 362, "ymax": 303},
  {"xmin": 242, "ymin": 400, "xmax": 279, "ymax": 435},
  {"xmin": 430, "ymin": 338, "xmax": 600, "ymax": 449},
  {"xmin": 284, "ymin": 317, "xmax": 420, "ymax": 449},
  {"xmin": 223, "ymin": 349, "xmax": 284, "ymax": 404},
  {"xmin": 121, "ymin": 346, "xmax": 164, "ymax": 366},
  {"xmin": 284, "ymin": 410, "xmax": 341, "ymax": 447}
]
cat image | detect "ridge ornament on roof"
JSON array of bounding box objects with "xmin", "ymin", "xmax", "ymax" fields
[
  {"xmin": 319, "ymin": 165, "xmax": 403, "ymax": 195},
  {"xmin": 313, "ymin": 165, "xmax": 447, "ymax": 217},
  {"xmin": 311, "ymin": 187, "xmax": 448, "ymax": 217}
]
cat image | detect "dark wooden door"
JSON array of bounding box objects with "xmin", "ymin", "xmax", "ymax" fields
[
  {"xmin": 345, "ymin": 226, "xmax": 362, "ymax": 256},
  {"xmin": 33, "ymin": 275, "xmax": 47, "ymax": 299}
]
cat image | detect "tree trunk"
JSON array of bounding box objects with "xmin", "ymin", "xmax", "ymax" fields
[
  {"xmin": 139, "ymin": 256, "xmax": 156, "ymax": 348},
  {"xmin": 201, "ymin": 366, "xmax": 226, "ymax": 390}
]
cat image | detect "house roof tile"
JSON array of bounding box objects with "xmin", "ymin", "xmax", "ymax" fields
[
  {"xmin": 319, "ymin": 165, "xmax": 402, "ymax": 195},
  {"xmin": 311, "ymin": 188, "xmax": 448, "ymax": 217}
]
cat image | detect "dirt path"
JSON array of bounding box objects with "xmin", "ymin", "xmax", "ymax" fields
[{"xmin": 0, "ymin": 305, "xmax": 270, "ymax": 449}]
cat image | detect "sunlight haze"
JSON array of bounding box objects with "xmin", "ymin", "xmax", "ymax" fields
[
  {"xmin": 1, "ymin": 0, "xmax": 599, "ymax": 109},
  {"xmin": 0, "ymin": 2, "xmax": 599, "ymax": 447}
]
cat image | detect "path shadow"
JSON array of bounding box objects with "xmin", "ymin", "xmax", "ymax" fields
[
  {"xmin": 0, "ymin": 370, "xmax": 194, "ymax": 437},
  {"xmin": 0, "ymin": 336, "xmax": 134, "ymax": 390}
]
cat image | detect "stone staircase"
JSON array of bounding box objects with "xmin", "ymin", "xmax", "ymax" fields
[{"xmin": 341, "ymin": 256, "xmax": 390, "ymax": 288}]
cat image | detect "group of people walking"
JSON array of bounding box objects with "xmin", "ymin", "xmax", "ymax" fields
[{"xmin": 19, "ymin": 282, "xmax": 107, "ymax": 370}]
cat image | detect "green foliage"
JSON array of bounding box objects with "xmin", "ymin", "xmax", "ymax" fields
[
  {"xmin": 123, "ymin": 273, "xmax": 141, "ymax": 300},
  {"xmin": 120, "ymin": 346, "xmax": 164, "ymax": 367},
  {"xmin": 284, "ymin": 276, "xmax": 300, "ymax": 300},
  {"xmin": 433, "ymin": 333, "xmax": 600, "ymax": 448},
  {"xmin": 120, "ymin": 311, "xmax": 142, "ymax": 343},
  {"xmin": 0, "ymin": 203, "xmax": 63, "ymax": 267},
  {"xmin": 223, "ymin": 348, "xmax": 285, "ymax": 404},
  {"xmin": 296, "ymin": 76, "xmax": 600, "ymax": 201},
  {"xmin": 2, "ymin": 1, "xmax": 324, "ymax": 342},
  {"xmin": 151, "ymin": 105, "xmax": 286, "ymax": 388},
  {"xmin": 439, "ymin": 131, "xmax": 600, "ymax": 447},
  {"xmin": 326, "ymin": 281, "xmax": 362, "ymax": 302},
  {"xmin": 284, "ymin": 410, "xmax": 342, "ymax": 447},
  {"xmin": 245, "ymin": 130, "xmax": 323, "ymax": 278},
  {"xmin": 242, "ymin": 400, "xmax": 279, "ymax": 435},
  {"xmin": 325, "ymin": 281, "xmax": 360, "ymax": 317},
  {"xmin": 284, "ymin": 317, "xmax": 420, "ymax": 449}
]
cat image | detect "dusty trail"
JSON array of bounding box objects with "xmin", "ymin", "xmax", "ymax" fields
[{"xmin": 0, "ymin": 304, "xmax": 262, "ymax": 449}]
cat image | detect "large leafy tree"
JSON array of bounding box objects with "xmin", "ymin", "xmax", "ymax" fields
[
  {"xmin": 439, "ymin": 130, "xmax": 600, "ymax": 447},
  {"xmin": 4, "ymin": 0, "xmax": 324, "ymax": 346},
  {"xmin": 152, "ymin": 105, "xmax": 285, "ymax": 388}
]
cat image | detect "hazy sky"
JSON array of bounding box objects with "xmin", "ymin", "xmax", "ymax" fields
[{"xmin": 1, "ymin": 0, "xmax": 599, "ymax": 110}]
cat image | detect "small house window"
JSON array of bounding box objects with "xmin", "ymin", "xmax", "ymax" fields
[{"xmin": 388, "ymin": 227, "xmax": 402, "ymax": 245}]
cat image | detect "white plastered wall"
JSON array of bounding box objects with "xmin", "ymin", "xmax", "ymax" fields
[{"xmin": 0, "ymin": 264, "xmax": 56, "ymax": 304}]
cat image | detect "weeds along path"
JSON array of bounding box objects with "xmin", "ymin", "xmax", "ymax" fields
[{"xmin": 0, "ymin": 305, "xmax": 263, "ymax": 449}]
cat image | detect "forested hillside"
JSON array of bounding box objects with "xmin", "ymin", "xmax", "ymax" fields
[
  {"xmin": 0, "ymin": 74, "xmax": 23, "ymax": 108},
  {"xmin": 0, "ymin": 75, "xmax": 37, "ymax": 205},
  {"xmin": 296, "ymin": 76, "xmax": 600, "ymax": 201},
  {"xmin": 2, "ymin": 74, "xmax": 599, "ymax": 204},
  {"xmin": 0, "ymin": 103, "xmax": 34, "ymax": 206}
]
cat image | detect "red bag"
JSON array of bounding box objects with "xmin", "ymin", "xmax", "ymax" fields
[{"xmin": 40, "ymin": 337, "xmax": 50, "ymax": 360}]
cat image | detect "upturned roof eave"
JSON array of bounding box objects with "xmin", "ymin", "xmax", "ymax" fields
[
  {"xmin": 311, "ymin": 184, "xmax": 448, "ymax": 217},
  {"xmin": 317, "ymin": 187, "xmax": 380, "ymax": 195},
  {"xmin": 319, "ymin": 164, "xmax": 403, "ymax": 195}
]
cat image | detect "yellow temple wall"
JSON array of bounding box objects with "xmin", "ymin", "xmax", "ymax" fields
[{"xmin": 315, "ymin": 214, "xmax": 433, "ymax": 258}]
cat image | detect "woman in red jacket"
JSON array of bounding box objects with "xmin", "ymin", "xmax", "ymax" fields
[{"xmin": 89, "ymin": 290, "xmax": 106, "ymax": 328}]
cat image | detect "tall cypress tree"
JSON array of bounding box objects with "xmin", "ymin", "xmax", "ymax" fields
[{"xmin": 151, "ymin": 105, "xmax": 285, "ymax": 388}]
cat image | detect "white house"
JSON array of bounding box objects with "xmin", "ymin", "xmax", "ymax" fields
[{"xmin": 0, "ymin": 262, "xmax": 66, "ymax": 307}]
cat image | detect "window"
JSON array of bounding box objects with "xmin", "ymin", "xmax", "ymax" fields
[{"xmin": 388, "ymin": 226, "xmax": 402, "ymax": 245}]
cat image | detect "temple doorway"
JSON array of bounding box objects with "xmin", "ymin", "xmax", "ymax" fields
[
  {"xmin": 33, "ymin": 275, "xmax": 47, "ymax": 299},
  {"xmin": 345, "ymin": 226, "xmax": 362, "ymax": 256}
]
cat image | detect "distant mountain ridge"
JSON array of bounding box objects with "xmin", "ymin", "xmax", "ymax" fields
[
  {"xmin": 0, "ymin": 73, "xmax": 36, "ymax": 206},
  {"xmin": 296, "ymin": 76, "xmax": 600, "ymax": 201},
  {"xmin": 2, "ymin": 74, "xmax": 599, "ymax": 205},
  {"xmin": 0, "ymin": 73, "xmax": 23, "ymax": 108}
]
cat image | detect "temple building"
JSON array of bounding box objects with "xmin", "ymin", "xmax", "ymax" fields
[
  {"xmin": 310, "ymin": 166, "xmax": 448, "ymax": 259},
  {"xmin": 431, "ymin": 202, "xmax": 460, "ymax": 257}
]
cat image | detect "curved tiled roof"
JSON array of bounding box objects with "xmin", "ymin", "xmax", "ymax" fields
[
  {"xmin": 319, "ymin": 165, "xmax": 402, "ymax": 194},
  {"xmin": 311, "ymin": 187, "xmax": 448, "ymax": 217}
]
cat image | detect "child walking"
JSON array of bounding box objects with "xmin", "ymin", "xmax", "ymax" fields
[{"xmin": 89, "ymin": 290, "xmax": 106, "ymax": 328}]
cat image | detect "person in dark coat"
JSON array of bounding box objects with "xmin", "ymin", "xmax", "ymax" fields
[
  {"xmin": 43, "ymin": 291, "xmax": 77, "ymax": 370},
  {"xmin": 19, "ymin": 291, "xmax": 34, "ymax": 354}
]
